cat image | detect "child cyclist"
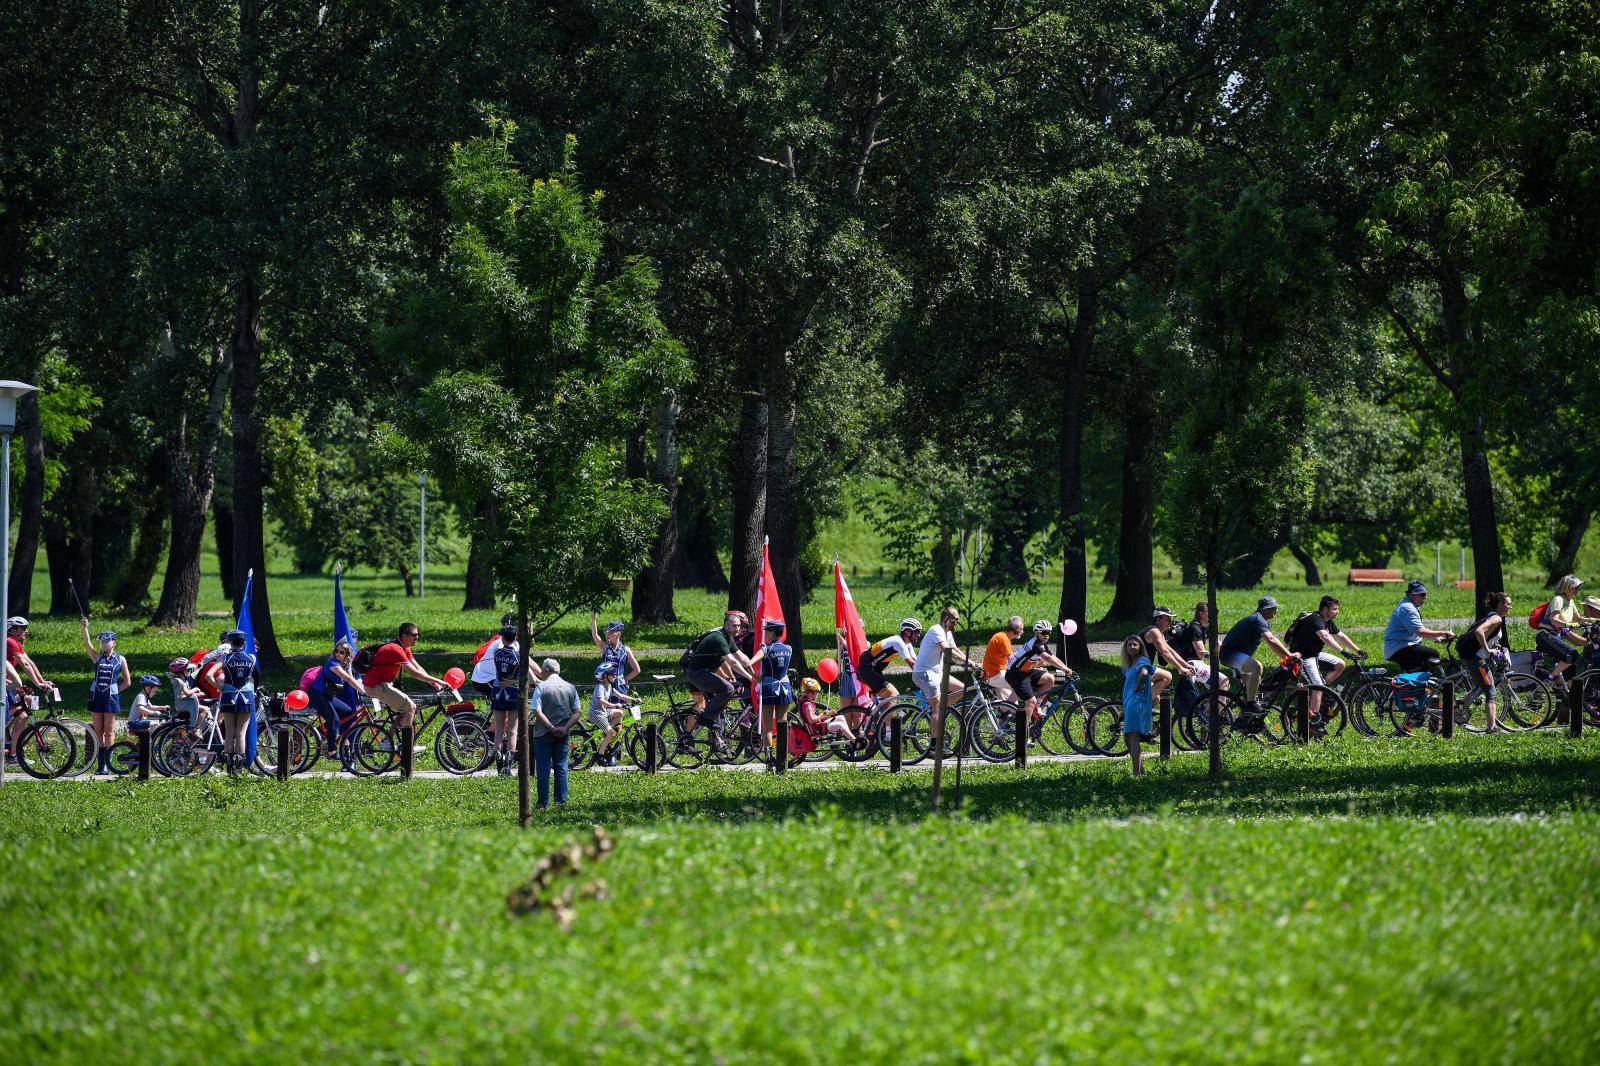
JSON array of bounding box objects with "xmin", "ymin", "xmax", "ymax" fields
[
  {"xmin": 81, "ymin": 618, "xmax": 131, "ymax": 775},
  {"xmin": 589, "ymin": 663, "xmax": 638, "ymax": 767},
  {"xmin": 128, "ymin": 675, "xmax": 171, "ymax": 736}
]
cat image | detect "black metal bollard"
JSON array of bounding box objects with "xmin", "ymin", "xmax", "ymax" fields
[
  {"xmin": 643, "ymin": 720, "xmax": 659, "ymax": 774},
  {"xmin": 400, "ymin": 725, "xmax": 415, "ymax": 778},
  {"xmin": 1159, "ymin": 692, "xmax": 1172, "ymax": 761},
  {"xmin": 774, "ymin": 718, "xmax": 788, "ymax": 775},
  {"xmin": 1014, "ymin": 702, "xmax": 1027, "ymax": 770},
  {"xmin": 1570, "ymin": 676, "xmax": 1584, "ymax": 739},
  {"xmin": 888, "ymin": 712, "xmax": 902, "ymax": 774},
  {"xmin": 276, "ymin": 727, "xmax": 290, "ymax": 780},
  {"xmin": 137, "ymin": 729, "xmax": 152, "ymax": 781},
  {"xmin": 1441, "ymin": 680, "xmax": 1455, "ymax": 739},
  {"xmin": 1297, "ymin": 687, "xmax": 1311, "ymax": 744}
]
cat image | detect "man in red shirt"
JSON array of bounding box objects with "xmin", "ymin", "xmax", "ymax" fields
[
  {"xmin": 363, "ymin": 621, "xmax": 447, "ymax": 732},
  {"xmin": 6, "ymin": 617, "xmax": 52, "ymax": 757}
]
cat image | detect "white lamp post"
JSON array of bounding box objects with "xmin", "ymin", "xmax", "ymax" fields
[{"xmin": 0, "ymin": 380, "xmax": 39, "ymax": 786}]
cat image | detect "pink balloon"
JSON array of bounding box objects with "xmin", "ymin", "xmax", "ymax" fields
[
  {"xmin": 816, "ymin": 657, "xmax": 840, "ymax": 684},
  {"xmin": 1059, "ymin": 619, "xmax": 1079, "ymax": 637},
  {"xmin": 285, "ymin": 689, "xmax": 310, "ymax": 711},
  {"xmin": 444, "ymin": 667, "xmax": 466, "ymax": 689}
]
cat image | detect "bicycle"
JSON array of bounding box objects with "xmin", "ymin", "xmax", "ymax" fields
[
  {"xmin": 1437, "ymin": 648, "xmax": 1552, "ymax": 734},
  {"xmin": 11, "ymin": 687, "xmax": 81, "ymax": 779},
  {"xmin": 1331, "ymin": 653, "xmax": 1398, "ymax": 737},
  {"xmin": 570, "ymin": 685, "xmax": 666, "ymax": 770}
]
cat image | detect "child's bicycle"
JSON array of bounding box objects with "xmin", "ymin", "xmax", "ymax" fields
[{"xmin": 570, "ymin": 691, "xmax": 664, "ymax": 770}]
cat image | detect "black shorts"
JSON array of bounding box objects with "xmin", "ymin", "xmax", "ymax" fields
[
  {"xmin": 855, "ymin": 650, "xmax": 889, "ymax": 694},
  {"xmin": 1005, "ymin": 667, "xmax": 1048, "ymax": 701}
]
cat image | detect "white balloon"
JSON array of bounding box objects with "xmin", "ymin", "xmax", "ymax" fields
[{"xmin": 1059, "ymin": 619, "xmax": 1079, "ymax": 636}]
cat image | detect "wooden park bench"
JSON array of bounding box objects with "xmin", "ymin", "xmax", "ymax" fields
[{"xmin": 1347, "ymin": 568, "xmax": 1404, "ymax": 586}]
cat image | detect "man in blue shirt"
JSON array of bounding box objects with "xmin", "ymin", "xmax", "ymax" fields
[
  {"xmin": 1383, "ymin": 580, "xmax": 1455, "ymax": 675},
  {"xmin": 1218, "ymin": 596, "xmax": 1298, "ymax": 707}
]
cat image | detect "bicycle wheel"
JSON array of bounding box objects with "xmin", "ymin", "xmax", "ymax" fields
[
  {"xmin": 56, "ymin": 717, "xmax": 98, "ymax": 777},
  {"xmin": 967, "ymin": 700, "xmax": 1019, "ymax": 762},
  {"xmin": 1348, "ymin": 681, "xmax": 1392, "ymax": 738},
  {"xmin": 569, "ymin": 724, "xmax": 600, "ymax": 770},
  {"xmin": 660, "ymin": 712, "xmax": 709, "ymax": 770},
  {"xmin": 625, "ymin": 718, "xmax": 668, "ymax": 769},
  {"xmin": 15, "ymin": 720, "xmax": 75, "ymax": 778},
  {"xmin": 346, "ymin": 721, "xmax": 399, "ymax": 775},
  {"xmin": 107, "ymin": 740, "xmax": 140, "ymax": 776},
  {"xmin": 1035, "ymin": 698, "xmax": 1072, "ymax": 756},
  {"xmin": 1085, "ymin": 702, "xmax": 1126, "ymax": 756},
  {"xmin": 253, "ymin": 721, "xmax": 314, "ymax": 776},
  {"xmin": 435, "ymin": 715, "xmax": 492, "ymax": 775},
  {"xmin": 1501, "ymin": 672, "xmax": 1555, "ymax": 730},
  {"xmin": 902, "ymin": 705, "xmax": 961, "ymax": 766},
  {"xmin": 154, "ymin": 725, "xmax": 205, "ymax": 777},
  {"xmin": 1185, "ymin": 691, "xmax": 1238, "ymax": 749},
  {"xmin": 834, "ymin": 707, "xmax": 880, "ymax": 763}
]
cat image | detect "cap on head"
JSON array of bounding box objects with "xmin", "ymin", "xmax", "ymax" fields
[
  {"xmin": 1153, "ymin": 606, "xmax": 1174, "ymax": 621},
  {"xmin": 1406, "ymin": 579, "xmax": 1428, "ymax": 597},
  {"xmin": 222, "ymin": 628, "xmax": 247, "ymax": 646},
  {"xmin": 763, "ymin": 619, "xmax": 785, "ymax": 632},
  {"xmin": 1257, "ymin": 596, "xmax": 1279, "ymax": 612},
  {"xmin": 604, "ymin": 620, "xmax": 626, "ymax": 634},
  {"xmin": 501, "ymin": 612, "xmax": 518, "ymax": 627},
  {"xmin": 499, "ymin": 625, "xmax": 518, "ymax": 641},
  {"xmin": 97, "ymin": 630, "xmax": 118, "ymax": 644}
]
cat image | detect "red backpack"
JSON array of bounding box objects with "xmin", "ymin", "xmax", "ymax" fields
[{"xmin": 1528, "ymin": 602, "xmax": 1550, "ymax": 630}]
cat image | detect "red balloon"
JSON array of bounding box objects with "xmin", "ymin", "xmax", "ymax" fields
[
  {"xmin": 285, "ymin": 689, "xmax": 309, "ymax": 711},
  {"xmin": 444, "ymin": 667, "xmax": 466, "ymax": 689},
  {"xmin": 816, "ymin": 657, "xmax": 840, "ymax": 684}
]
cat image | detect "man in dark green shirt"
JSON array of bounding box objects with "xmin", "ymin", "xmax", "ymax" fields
[{"xmin": 684, "ymin": 610, "xmax": 755, "ymax": 754}]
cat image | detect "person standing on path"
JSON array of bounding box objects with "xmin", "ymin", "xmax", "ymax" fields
[
  {"xmin": 81, "ymin": 618, "xmax": 130, "ymax": 776},
  {"xmin": 532, "ymin": 659, "xmax": 580, "ymax": 808}
]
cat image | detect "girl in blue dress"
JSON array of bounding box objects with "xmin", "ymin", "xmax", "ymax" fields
[
  {"xmin": 216, "ymin": 629, "xmax": 258, "ymax": 775},
  {"xmin": 753, "ymin": 620, "xmax": 793, "ymax": 743},
  {"xmin": 1120, "ymin": 635, "xmax": 1154, "ymax": 778},
  {"xmin": 590, "ymin": 614, "xmax": 640, "ymax": 696},
  {"xmin": 81, "ymin": 617, "xmax": 131, "ymax": 776}
]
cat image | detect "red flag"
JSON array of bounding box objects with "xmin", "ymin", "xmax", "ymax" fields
[
  {"xmin": 834, "ymin": 560, "xmax": 873, "ymax": 707},
  {"xmin": 754, "ymin": 538, "xmax": 785, "ymax": 725}
]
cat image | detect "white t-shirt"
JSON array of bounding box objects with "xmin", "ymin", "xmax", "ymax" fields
[
  {"xmin": 471, "ymin": 638, "xmax": 515, "ymax": 685},
  {"xmin": 130, "ymin": 691, "xmax": 155, "ymax": 726},
  {"xmin": 913, "ymin": 624, "xmax": 955, "ymax": 675},
  {"xmin": 590, "ymin": 681, "xmax": 615, "ymax": 712}
]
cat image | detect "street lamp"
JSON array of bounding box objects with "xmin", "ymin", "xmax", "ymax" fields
[{"xmin": 0, "ymin": 380, "xmax": 38, "ymax": 786}]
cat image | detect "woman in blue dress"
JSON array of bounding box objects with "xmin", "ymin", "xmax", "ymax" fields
[
  {"xmin": 81, "ymin": 617, "xmax": 131, "ymax": 776},
  {"xmin": 215, "ymin": 629, "xmax": 258, "ymax": 775},
  {"xmin": 590, "ymin": 614, "xmax": 640, "ymax": 696},
  {"xmin": 1120, "ymin": 635, "xmax": 1154, "ymax": 778}
]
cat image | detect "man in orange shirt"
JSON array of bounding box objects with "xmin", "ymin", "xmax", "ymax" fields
[{"xmin": 981, "ymin": 616, "xmax": 1025, "ymax": 700}]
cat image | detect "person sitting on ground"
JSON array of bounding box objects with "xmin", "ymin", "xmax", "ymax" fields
[
  {"xmin": 589, "ymin": 663, "xmax": 636, "ymax": 768},
  {"xmin": 797, "ymin": 677, "xmax": 855, "ymax": 744},
  {"xmin": 1005, "ymin": 620, "xmax": 1074, "ymax": 731},
  {"xmin": 683, "ymin": 611, "xmax": 755, "ymax": 755},
  {"xmin": 1219, "ymin": 596, "xmax": 1299, "ymax": 710},
  {"xmin": 913, "ymin": 607, "xmax": 972, "ymax": 720},
  {"xmin": 1136, "ymin": 607, "xmax": 1191, "ymax": 704},
  {"xmin": 1456, "ymin": 590, "xmax": 1512, "ymax": 733},
  {"xmin": 1536, "ymin": 575, "xmax": 1589, "ymax": 697},
  {"xmin": 128, "ymin": 675, "xmax": 170, "ymax": 735},
  {"xmin": 360, "ymin": 622, "xmax": 449, "ymax": 737},
  {"xmin": 1120, "ymin": 636, "xmax": 1154, "ymax": 778},
  {"xmin": 1286, "ymin": 596, "xmax": 1364, "ymax": 725},
  {"xmin": 982, "ymin": 617, "xmax": 1025, "ymax": 701},
  {"xmin": 1382, "ymin": 580, "xmax": 1455, "ymax": 676},
  {"xmin": 591, "ymin": 613, "xmax": 641, "ymax": 696},
  {"xmin": 751, "ymin": 619, "xmax": 793, "ymax": 742}
]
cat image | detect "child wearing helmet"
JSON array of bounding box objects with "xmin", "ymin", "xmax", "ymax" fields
[
  {"xmin": 588, "ymin": 662, "xmax": 637, "ymax": 767},
  {"xmin": 81, "ymin": 617, "xmax": 131, "ymax": 775},
  {"xmin": 128, "ymin": 675, "xmax": 171, "ymax": 735},
  {"xmin": 590, "ymin": 613, "xmax": 641, "ymax": 695},
  {"xmin": 167, "ymin": 658, "xmax": 207, "ymax": 730},
  {"xmin": 798, "ymin": 677, "xmax": 856, "ymax": 744}
]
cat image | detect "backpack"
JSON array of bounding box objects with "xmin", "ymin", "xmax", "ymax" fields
[
  {"xmin": 678, "ymin": 628, "xmax": 721, "ymax": 672},
  {"xmin": 352, "ymin": 642, "xmax": 384, "ymax": 675},
  {"xmin": 1390, "ymin": 671, "xmax": 1437, "ymax": 715},
  {"xmin": 298, "ymin": 665, "xmax": 321, "ymax": 692},
  {"xmin": 1286, "ymin": 611, "xmax": 1317, "ymax": 649},
  {"xmin": 1528, "ymin": 602, "xmax": 1550, "ymax": 630}
]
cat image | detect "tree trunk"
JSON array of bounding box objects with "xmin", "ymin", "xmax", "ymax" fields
[
  {"xmin": 112, "ymin": 495, "xmax": 167, "ymax": 610},
  {"xmin": 462, "ymin": 497, "xmax": 498, "ymax": 610},
  {"xmin": 213, "ymin": 496, "xmax": 235, "ymax": 602},
  {"xmin": 1055, "ymin": 287, "xmax": 1097, "ymax": 667},
  {"xmin": 1546, "ymin": 505, "xmax": 1591, "ymax": 588},
  {"xmin": 932, "ymin": 521, "xmax": 956, "ymax": 587},
  {"xmin": 632, "ymin": 393, "xmax": 681, "ymax": 624},
  {"xmin": 7, "ymin": 393, "xmax": 44, "ymax": 614},
  {"xmin": 152, "ymin": 320, "xmax": 229, "ymax": 628},
  {"xmin": 979, "ymin": 485, "xmax": 1032, "ymax": 590},
  {"xmin": 1221, "ymin": 529, "xmax": 1286, "ymax": 588},
  {"xmin": 1287, "ymin": 537, "xmax": 1322, "ymax": 586},
  {"xmin": 1181, "ymin": 560, "xmax": 1200, "ymax": 586},
  {"xmin": 44, "ymin": 465, "xmax": 94, "ymax": 616},
  {"xmin": 728, "ymin": 388, "xmax": 768, "ymax": 616},
  {"xmin": 676, "ymin": 493, "xmax": 728, "ymax": 592},
  {"xmin": 401, "ymin": 565, "xmax": 414, "ymax": 597},
  {"xmin": 229, "ymin": 268, "xmax": 283, "ymax": 667},
  {"xmin": 765, "ymin": 369, "xmax": 806, "ymax": 671},
  {"xmin": 1439, "ymin": 268, "xmax": 1504, "ymax": 594},
  {"xmin": 1104, "ymin": 412, "xmax": 1156, "ymax": 625}
]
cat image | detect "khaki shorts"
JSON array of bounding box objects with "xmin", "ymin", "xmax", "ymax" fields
[{"xmin": 369, "ymin": 681, "xmax": 415, "ymax": 715}]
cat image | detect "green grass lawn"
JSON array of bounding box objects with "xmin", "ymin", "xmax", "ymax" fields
[{"xmin": 1, "ymin": 731, "xmax": 1597, "ymax": 1062}]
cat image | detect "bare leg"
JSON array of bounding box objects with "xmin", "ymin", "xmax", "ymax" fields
[{"xmin": 1126, "ymin": 733, "xmax": 1144, "ymax": 776}]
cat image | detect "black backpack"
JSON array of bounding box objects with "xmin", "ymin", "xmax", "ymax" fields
[
  {"xmin": 352, "ymin": 642, "xmax": 384, "ymax": 675},
  {"xmin": 1286, "ymin": 612, "xmax": 1317, "ymax": 650},
  {"xmin": 678, "ymin": 628, "xmax": 721, "ymax": 672}
]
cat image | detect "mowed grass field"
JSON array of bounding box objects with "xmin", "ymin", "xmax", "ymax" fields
[{"xmin": 1, "ymin": 732, "xmax": 1598, "ymax": 1062}]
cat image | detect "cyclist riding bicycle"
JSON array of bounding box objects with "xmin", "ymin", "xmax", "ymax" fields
[
  {"xmin": 1534, "ymin": 575, "xmax": 1588, "ymax": 697},
  {"xmin": 5, "ymin": 617, "xmax": 51, "ymax": 762},
  {"xmin": 1219, "ymin": 596, "xmax": 1298, "ymax": 711},
  {"xmin": 1382, "ymin": 580, "xmax": 1454, "ymax": 676},
  {"xmin": 1005, "ymin": 620, "xmax": 1074, "ymax": 729},
  {"xmin": 1455, "ymin": 590, "xmax": 1512, "ymax": 732},
  {"xmin": 683, "ymin": 610, "xmax": 755, "ymax": 756},
  {"xmin": 982, "ymin": 617, "xmax": 1025, "ymax": 701},
  {"xmin": 913, "ymin": 607, "xmax": 972, "ymax": 717},
  {"xmin": 1286, "ymin": 595, "xmax": 1364, "ymax": 724},
  {"xmin": 1135, "ymin": 607, "xmax": 1192, "ymax": 705},
  {"xmin": 856, "ymin": 618, "xmax": 923, "ymax": 702}
]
